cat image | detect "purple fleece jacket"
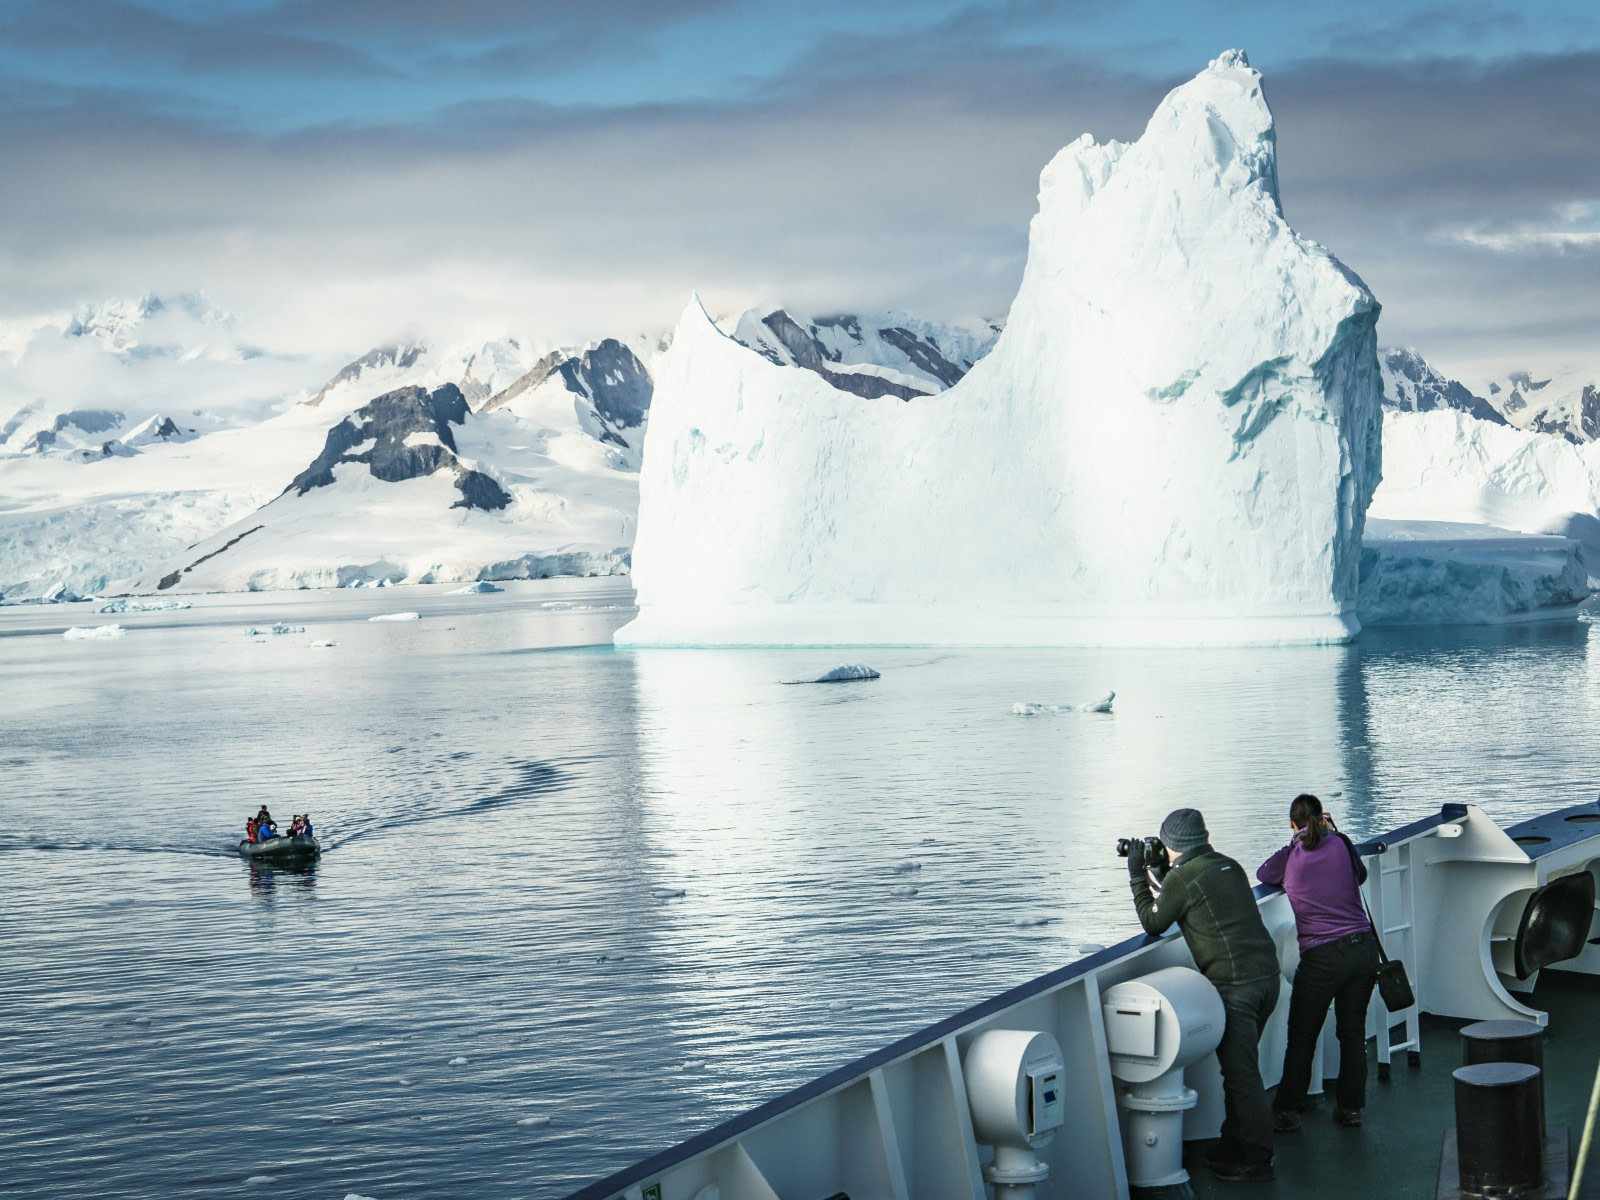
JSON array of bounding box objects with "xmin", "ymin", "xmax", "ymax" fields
[{"xmin": 1256, "ymin": 832, "xmax": 1370, "ymax": 952}]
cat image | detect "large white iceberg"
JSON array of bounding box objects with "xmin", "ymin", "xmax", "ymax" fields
[
  {"xmin": 618, "ymin": 51, "xmax": 1383, "ymax": 648},
  {"xmin": 1374, "ymin": 409, "xmax": 1600, "ymax": 572}
]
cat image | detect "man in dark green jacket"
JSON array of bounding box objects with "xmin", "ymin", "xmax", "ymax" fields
[{"xmin": 1128, "ymin": 807, "xmax": 1281, "ymax": 1181}]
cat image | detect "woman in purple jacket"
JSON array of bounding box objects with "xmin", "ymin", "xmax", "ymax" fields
[{"xmin": 1257, "ymin": 793, "xmax": 1379, "ymax": 1131}]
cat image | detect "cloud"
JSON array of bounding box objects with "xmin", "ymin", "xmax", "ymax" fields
[{"xmin": 0, "ymin": 23, "xmax": 1594, "ymax": 390}]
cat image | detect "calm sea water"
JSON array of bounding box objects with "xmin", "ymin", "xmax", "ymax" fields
[{"xmin": 3, "ymin": 581, "xmax": 1598, "ymax": 1198}]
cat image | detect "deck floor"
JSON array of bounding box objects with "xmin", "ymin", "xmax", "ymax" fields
[{"xmin": 1186, "ymin": 971, "xmax": 1600, "ymax": 1199}]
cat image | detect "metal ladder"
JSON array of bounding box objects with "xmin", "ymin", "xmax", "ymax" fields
[{"xmin": 1366, "ymin": 839, "xmax": 1422, "ymax": 1077}]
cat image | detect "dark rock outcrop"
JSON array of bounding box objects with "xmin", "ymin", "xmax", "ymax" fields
[
  {"xmin": 1381, "ymin": 349, "xmax": 1507, "ymax": 426},
  {"xmin": 481, "ymin": 339, "xmax": 652, "ymax": 433},
  {"xmin": 288, "ymin": 384, "xmax": 510, "ymax": 511}
]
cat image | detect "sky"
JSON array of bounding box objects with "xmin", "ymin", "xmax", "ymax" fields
[{"xmin": 1, "ymin": 0, "xmax": 1597, "ymax": 386}]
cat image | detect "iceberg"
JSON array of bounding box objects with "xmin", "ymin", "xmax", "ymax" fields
[
  {"xmin": 1358, "ymin": 520, "xmax": 1591, "ymax": 626},
  {"xmin": 1373, "ymin": 409, "xmax": 1600, "ymax": 573},
  {"xmin": 619, "ymin": 51, "xmax": 1382, "ymax": 648},
  {"xmin": 98, "ymin": 598, "xmax": 193, "ymax": 614},
  {"xmin": 63, "ymin": 623, "xmax": 126, "ymax": 640},
  {"xmin": 369, "ymin": 611, "xmax": 421, "ymax": 622}
]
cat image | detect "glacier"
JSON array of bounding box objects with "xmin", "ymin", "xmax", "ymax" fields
[{"xmin": 618, "ymin": 51, "xmax": 1384, "ymax": 648}]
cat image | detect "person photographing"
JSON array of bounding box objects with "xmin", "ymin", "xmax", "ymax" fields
[
  {"xmin": 1256, "ymin": 793, "xmax": 1378, "ymax": 1131},
  {"xmin": 1127, "ymin": 808, "xmax": 1281, "ymax": 1182}
]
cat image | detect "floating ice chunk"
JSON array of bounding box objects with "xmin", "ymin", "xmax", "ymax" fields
[
  {"xmin": 369, "ymin": 612, "xmax": 421, "ymax": 622},
  {"xmin": 827, "ymin": 999, "xmax": 852, "ymax": 1011},
  {"xmin": 131, "ymin": 1015, "xmax": 151, "ymax": 1025},
  {"xmin": 345, "ymin": 1194, "xmax": 382, "ymax": 1200},
  {"xmin": 99, "ymin": 599, "xmax": 192, "ymax": 613},
  {"xmin": 452, "ymin": 581, "xmax": 504, "ymax": 594},
  {"xmin": 516, "ymin": 1115, "xmax": 552, "ymax": 1127},
  {"xmin": 245, "ymin": 1177, "xmax": 275, "ymax": 1186},
  {"xmin": 891, "ymin": 860, "xmax": 922, "ymax": 874},
  {"xmin": 782, "ymin": 664, "xmax": 881, "ymax": 685},
  {"xmin": 311, "ymin": 640, "xmax": 338, "ymax": 648},
  {"xmin": 680, "ymin": 1059, "xmax": 707, "ymax": 1070},
  {"xmin": 651, "ymin": 886, "xmax": 687, "ymax": 899},
  {"xmin": 63, "ymin": 624, "xmax": 125, "ymax": 640},
  {"xmin": 889, "ymin": 884, "xmax": 919, "ymax": 897},
  {"xmin": 1012, "ymin": 691, "xmax": 1115, "ymax": 715},
  {"xmin": 1013, "ymin": 916, "xmax": 1055, "ymax": 927},
  {"xmin": 1078, "ymin": 943, "xmax": 1108, "ymax": 955},
  {"xmin": 447, "ymin": 1056, "xmax": 469, "ymax": 1066}
]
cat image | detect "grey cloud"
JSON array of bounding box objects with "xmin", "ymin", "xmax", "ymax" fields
[
  {"xmin": 0, "ymin": 34, "xmax": 1594, "ymax": 383},
  {"xmin": 0, "ymin": 0, "xmax": 395, "ymax": 77}
]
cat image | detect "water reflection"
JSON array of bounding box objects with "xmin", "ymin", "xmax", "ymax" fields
[{"xmin": 245, "ymin": 858, "xmax": 318, "ymax": 899}]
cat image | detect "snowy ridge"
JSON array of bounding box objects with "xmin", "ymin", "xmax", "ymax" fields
[
  {"xmin": 620, "ymin": 51, "xmax": 1384, "ymax": 647},
  {"xmin": 726, "ymin": 308, "xmax": 1000, "ymax": 400},
  {"xmin": 114, "ymin": 375, "xmax": 637, "ymax": 595}
]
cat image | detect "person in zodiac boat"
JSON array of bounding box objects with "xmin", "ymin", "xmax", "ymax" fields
[{"xmin": 238, "ymin": 807, "xmax": 320, "ymax": 860}]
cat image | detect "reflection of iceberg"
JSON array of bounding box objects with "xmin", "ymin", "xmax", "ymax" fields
[{"xmin": 620, "ymin": 51, "xmax": 1381, "ymax": 648}]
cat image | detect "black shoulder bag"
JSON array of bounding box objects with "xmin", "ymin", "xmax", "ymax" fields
[{"xmin": 1339, "ymin": 832, "xmax": 1416, "ymax": 1012}]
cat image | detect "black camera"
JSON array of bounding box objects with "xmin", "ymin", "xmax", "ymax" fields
[{"xmin": 1116, "ymin": 835, "xmax": 1171, "ymax": 874}]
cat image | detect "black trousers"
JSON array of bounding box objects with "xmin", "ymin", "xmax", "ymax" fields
[
  {"xmin": 1214, "ymin": 974, "xmax": 1281, "ymax": 1164},
  {"xmin": 1274, "ymin": 931, "xmax": 1380, "ymax": 1113}
]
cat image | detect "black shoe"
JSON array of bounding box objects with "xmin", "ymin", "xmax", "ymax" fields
[
  {"xmin": 1211, "ymin": 1159, "xmax": 1276, "ymax": 1182},
  {"xmin": 1204, "ymin": 1139, "xmax": 1244, "ymax": 1168},
  {"xmin": 1333, "ymin": 1106, "xmax": 1362, "ymax": 1127},
  {"xmin": 1273, "ymin": 1109, "xmax": 1302, "ymax": 1133}
]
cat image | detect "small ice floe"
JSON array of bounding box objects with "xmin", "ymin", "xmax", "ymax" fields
[
  {"xmin": 397, "ymin": 1076, "xmax": 416, "ymax": 1087},
  {"xmin": 131, "ymin": 1015, "xmax": 151, "ymax": 1025},
  {"xmin": 369, "ymin": 612, "xmax": 421, "ymax": 622},
  {"xmin": 1012, "ymin": 691, "xmax": 1114, "ymax": 715},
  {"xmin": 447, "ymin": 1056, "xmax": 469, "ymax": 1066},
  {"xmin": 889, "ymin": 884, "xmax": 919, "ymax": 898},
  {"xmin": 63, "ymin": 624, "xmax": 126, "ymax": 640},
  {"xmin": 651, "ymin": 887, "xmax": 687, "ymax": 899},
  {"xmin": 310, "ymin": 640, "xmax": 338, "ymax": 648},
  {"xmin": 516, "ymin": 1115, "xmax": 552, "ymax": 1127},
  {"xmin": 826, "ymin": 999, "xmax": 852, "ymax": 1011},
  {"xmin": 452, "ymin": 581, "xmax": 504, "ymax": 594},
  {"xmin": 99, "ymin": 599, "xmax": 192, "ymax": 614},
  {"xmin": 679, "ymin": 1059, "xmax": 707, "ymax": 1071},
  {"xmin": 244, "ymin": 1177, "xmax": 275, "ymax": 1186},
  {"xmin": 1078, "ymin": 943, "xmax": 1108, "ymax": 955},
  {"xmin": 246, "ymin": 623, "xmax": 304, "ymax": 636},
  {"xmin": 344, "ymin": 1194, "xmax": 382, "ymax": 1200},
  {"xmin": 1013, "ymin": 916, "xmax": 1054, "ymax": 928},
  {"xmin": 781, "ymin": 664, "xmax": 881, "ymax": 685},
  {"xmin": 891, "ymin": 860, "xmax": 922, "ymax": 874}
]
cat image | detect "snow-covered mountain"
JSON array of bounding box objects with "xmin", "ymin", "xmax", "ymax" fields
[
  {"xmin": 1378, "ymin": 346, "xmax": 1599, "ymax": 445},
  {"xmin": 1483, "ymin": 367, "xmax": 1600, "ymax": 444},
  {"xmin": 620, "ymin": 51, "xmax": 1385, "ymax": 647},
  {"xmin": 726, "ymin": 309, "xmax": 1000, "ymax": 399},
  {"xmin": 118, "ymin": 377, "xmax": 638, "ymax": 593}
]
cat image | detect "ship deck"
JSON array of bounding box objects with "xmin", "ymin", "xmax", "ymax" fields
[{"xmin": 1190, "ymin": 970, "xmax": 1600, "ymax": 1199}]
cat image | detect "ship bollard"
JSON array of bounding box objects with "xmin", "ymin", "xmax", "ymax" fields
[
  {"xmin": 1103, "ymin": 967, "xmax": 1226, "ymax": 1195},
  {"xmin": 1452, "ymin": 1061, "xmax": 1543, "ymax": 1198},
  {"xmin": 963, "ymin": 1029, "xmax": 1066, "ymax": 1200},
  {"xmin": 1460, "ymin": 1019, "xmax": 1545, "ymax": 1144}
]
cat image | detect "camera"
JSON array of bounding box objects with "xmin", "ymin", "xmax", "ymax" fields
[{"xmin": 1116, "ymin": 835, "xmax": 1171, "ymax": 875}]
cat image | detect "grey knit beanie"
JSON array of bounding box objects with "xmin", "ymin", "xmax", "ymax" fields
[{"xmin": 1160, "ymin": 808, "xmax": 1209, "ymax": 854}]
